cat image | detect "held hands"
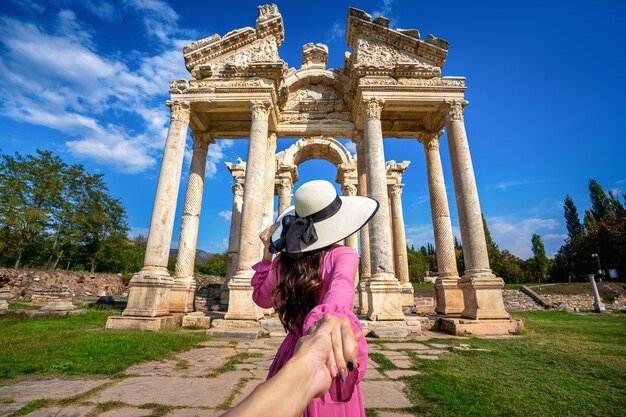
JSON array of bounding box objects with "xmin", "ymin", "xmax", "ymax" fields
[
  {"xmin": 292, "ymin": 313, "xmax": 361, "ymax": 398},
  {"xmin": 259, "ymin": 222, "xmax": 280, "ymax": 261}
]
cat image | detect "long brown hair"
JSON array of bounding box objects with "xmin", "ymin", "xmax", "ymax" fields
[{"xmin": 274, "ymin": 249, "xmax": 326, "ymax": 334}]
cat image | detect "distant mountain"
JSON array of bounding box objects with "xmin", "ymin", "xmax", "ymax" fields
[{"xmin": 169, "ymin": 248, "xmax": 221, "ymax": 264}]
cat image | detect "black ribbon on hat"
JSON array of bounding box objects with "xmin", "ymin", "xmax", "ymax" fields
[{"xmin": 270, "ymin": 194, "xmax": 342, "ymax": 255}]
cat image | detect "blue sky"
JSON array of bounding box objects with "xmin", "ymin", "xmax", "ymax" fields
[{"xmin": 0, "ymin": 0, "xmax": 624, "ymax": 259}]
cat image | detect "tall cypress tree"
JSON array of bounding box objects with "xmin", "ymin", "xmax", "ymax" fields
[
  {"xmin": 482, "ymin": 213, "xmax": 496, "ymax": 248},
  {"xmin": 589, "ymin": 179, "xmax": 611, "ymax": 221},
  {"xmin": 563, "ymin": 195, "xmax": 584, "ymax": 238},
  {"xmin": 531, "ymin": 233, "xmax": 548, "ymax": 282}
]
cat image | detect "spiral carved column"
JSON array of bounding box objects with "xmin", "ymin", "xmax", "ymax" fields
[
  {"xmin": 445, "ymin": 100, "xmax": 508, "ymax": 319},
  {"xmin": 361, "ymin": 98, "xmax": 404, "ymax": 321},
  {"xmin": 354, "ymin": 132, "xmax": 371, "ymax": 315}
]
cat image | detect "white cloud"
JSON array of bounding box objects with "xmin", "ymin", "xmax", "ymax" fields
[
  {"xmin": 327, "ymin": 20, "xmax": 344, "ymax": 43},
  {"xmin": 489, "ymin": 180, "xmax": 533, "ymax": 191},
  {"xmin": 488, "ymin": 217, "xmax": 559, "ymax": 259},
  {"xmin": 372, "ymin": 0, "xmax": 397, "ymax": 26},
  {"xmin": 543, "ymin": 233, "xmax": 568, "ymax": 240},
  {"xmin": 0, "ymin": 10, "xmax": 199, "ymax": 174},
  {"xmin": 218, "ymin": 210, "xmax": 232, "ymax": 221}
]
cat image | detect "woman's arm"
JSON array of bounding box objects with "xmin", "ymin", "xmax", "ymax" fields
[
  {"xmin": 251, "ymin": 223, "xmax": 280, "ymax": 308},
  {"xmin": 221, "ymin": 314, "xmax": 360, "ymax": 417}
]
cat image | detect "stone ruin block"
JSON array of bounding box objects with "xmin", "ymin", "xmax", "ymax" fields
[
  {"xmin": 0, "ymin": 287, "xmax": 9, "ymax": 312},
  {"xmin": 33, "ymin": 287, "xmax": 76, "ymax": 312}
]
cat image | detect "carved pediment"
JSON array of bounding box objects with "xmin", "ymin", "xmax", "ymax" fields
[
  {"xmin": 183, "ymin": 4, "xmax": 284, "ymax": 79},
  {"xmin": 352, "ymin": 37, "xmax": 438, "ymax": 70}
]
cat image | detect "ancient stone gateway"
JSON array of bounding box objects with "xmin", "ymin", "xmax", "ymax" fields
[{"xmin": 106, "ymin": 5, "xmax": 519, "ymax": 335}]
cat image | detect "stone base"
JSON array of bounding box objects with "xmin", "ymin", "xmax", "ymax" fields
[
  {"xmin": 41, "ymin": 301, "xmax": 76, "ymax": 312},
  {"xmin": 206, "ymin": 327, "xmax": 263, "ymax": 339},
  {"xmin": 168, "ymin": 278, "xmax": 196, "ymax": 313},
  {"xmin": 357, "ymin": 279, "xmax": 369, "ymax": 316},
  {"xmin": 459, "ymin": 272, "xmax": 510, "ymax": 319},
  {"xmin": 105, "ymin": 314, "xmax": 181, "ymax": 331},
  {"xmin": 440, "ymin": 317, "xmax": 523, "ymax": 336},
  {"xmin": 122, "ymin": 270, "xmax": 174, "ymax": 317},
  {"xmin": 182, "ymin": 312, "xmax": 212, "ymax": 329},
  {"xmin": 366, "ymin": 275, "xmax": 405, "ymax": 321},
  {"xmin": 400, "ymin": 282, "xmax": 415, "ymax": 307},
  {"xmin": 224, "ymin": 275, "xmax": 263, "ymax": 321},
  {"xmin": 434, "ymin": 278, "xmax": 464, "ymax": 315}
]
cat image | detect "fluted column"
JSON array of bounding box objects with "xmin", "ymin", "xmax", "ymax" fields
[
  {"xmin": 354, "ymin": 132, "xmax": 371, "ymax": 315},
  {"xmin": 419, "ymin": 131, "xmax": 464, "ymax": 315},
  {"xmin": 226, "ymin": 100, "xmax": 273, "ymax": 321},
  {"xmin": 341, "ymin": 183, "xmax": 359, "ymax": 283},
  {"xmin": 361, "ymin": 98, "xmax": 404, "ymax": 321},
  {"xmin": 388, "ymin": 183, "xmax": 413, "ymax": 306},
  {"xmin": 121, "ymin": 101, "xmax": 190, "ymax": 318},
  {"xmin": 222, "ymin": 182, "xmax": 244, "ymax": 304},
  {"xmin": 445, "ymin": 100, "xmax": 508, "ymax": 319},
  {"xmin": 276, "ymin": 182, "xmax": 293, "ymax": 215},
  {"xmin": 261, "ymin": 132, "xmax": 278, "ymax": 231},
  {"xmin": 169, "ymin": 131, "xmax": 213, "ymax": 313}
]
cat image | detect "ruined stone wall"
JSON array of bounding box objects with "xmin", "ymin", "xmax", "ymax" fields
[
  {"xmin": 0, "ymin": 268, "xmax": 126, "ymax": 301},
  {"xmin": 503, "ymin": 290, "xmax": 546, "ymax": 312}
]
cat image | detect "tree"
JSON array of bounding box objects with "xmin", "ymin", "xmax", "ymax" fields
[
  {"xmin": 564, "ymin": 195, "xmax": 584, "ymax": 238},
  {"xmin": 482, "ymin": 213, "xmax": 495, "ymax": 247},
  {"xmin": 531, "ymin": 234, "xmax": 548, "ymax": 282},
  {"xmin": 588, "ymin": 179, "xmax": 611, "ymax": 222}
]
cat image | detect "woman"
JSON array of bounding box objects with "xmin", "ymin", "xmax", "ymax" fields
[{"xmin": 251, "ymin": 179, "xmax": 379, "ymax": 417}]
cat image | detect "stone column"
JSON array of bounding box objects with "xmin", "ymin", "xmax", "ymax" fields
[
  {"xmin": 361, "ymin": 98, "xmax": 404, "ymax": 320},
  {"xmin": 169, "ymin": 131, "xmax": 213, "ymax": 313},
  {"xmin": 120, "ymin": 101, "xmax": 190, "ymax": 318},
  {"xmin": 445, "ymin": 100, "xmax": 508, "ymax": 319},
  {"xmin": 354, "ymin": 132, "xmax": 371, "ymax": 315},
  {"xmin": 341, "ymin": 183, "xmax": 359, "ymax": 284},
  {"xmin": 261, "ymin": 132, "xmax": 278, "ymax": 231},
  {"xmin": 226, "ymin": 100, "xmax": 273, "ymax": 321},
  {"xmin": 388, "ymin": 183, "xmax": 413, "ymax": 306},
  {"xmin": 276, "ymin": 182, "xmax": 293, "ymax": 215},
  {"xmin": 222, "ymin": 182, "xmax": 245, "ymax": 304},
  {"xmin": 419, "ymin": 131, "xmax": 464, "ymax": 315}
]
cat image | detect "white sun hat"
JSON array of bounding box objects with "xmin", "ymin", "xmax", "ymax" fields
[{"xmin": 270, "ymin": 179, "xmax": 379, "ymax": 254}]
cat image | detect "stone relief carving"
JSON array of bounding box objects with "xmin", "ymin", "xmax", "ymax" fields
[
  {"xmin": 353, "ymin": 38, "xmax": 431, "ymax": 68},
  {"xmin": 249, "ymin": 100, "xmax": 273, "ymax": 120},
  {"xmin": 362, "ymin": 98, "xmax": 384, "ymax": 119},
  {"xmin": 341, "ymin": 183, "xmax": 358, "ymax": 196},
  {"xmin": 284, "ymin": 85, "xmax": 344, "ymax": 110},
  {"xmin": 193, "ymin": 36, "xmax": 280, "ymax": 78}
]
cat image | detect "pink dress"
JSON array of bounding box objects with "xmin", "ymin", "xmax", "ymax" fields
[{"xmin": 251, "ymin": 244, "xmax": 368, "ymax": 417}]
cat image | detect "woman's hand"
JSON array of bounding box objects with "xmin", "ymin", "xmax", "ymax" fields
[
  {"xmin": 293, "ymin": 313, "xmax": 361, "ymax": 397},
  {"xmin": 259, "ymin": 222, "xmax": 280, "ymax": 261}
]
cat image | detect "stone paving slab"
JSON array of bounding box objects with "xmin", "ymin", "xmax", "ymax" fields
[
  {"xmin": 385, "ymin": 369, "xmax": 422, "ymax": 379},
  {"xmin": 95, "ymin": 375, "xmax": 247, "ymax": 407},
  {"xmin": 361, "ymin": 380, "xmax": 412, "ymax": 408},
  {"xmin": 0, "ymin": 401, "xmax": 26, "ymax": 417},
  {"xmin": 231, "ymin": 379, "xmax": 264, "ymax": 407},
  {"xmin": 22, "ymin": 406, "xmax": 93, "ymax": 417},
  {"xmin": 166, "ymin": 408, "xmax": 223, "ymax": 417},
  {"xmin": 0, "ymin": 379, "xmax": 109, "ymax": 403},
  {"xmin": 98, "ymin": 407, "xmax": 157, "ymax": 417},
  {"xmin": 415, "ymin": 355, "xmax": 440, "ymax": 360},
  {"xmin": 383, "ymin": 343, "xmax": 429, "ymax": 350},
  {"xmin": 363, "ymin": 368, "xmax": 384, "ymax": 379},
  {"xmin": 368, "ymin": 358, "xmax": 380, "ymax": 368},
  {"xmin": 429, "ymin": 343, "xmax": 451, "ymax": 349}
]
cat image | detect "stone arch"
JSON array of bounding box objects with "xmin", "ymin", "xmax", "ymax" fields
[
  {"xmin": 278, "ymin": 136, "xmax": 354, "ymax": 168},
  {"xmin": 279, "ymin": 68, "xmax": 349, "ymax": 112}
]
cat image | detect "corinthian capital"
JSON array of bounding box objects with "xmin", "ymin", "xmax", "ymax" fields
[
  {"xmin": 361, "ymin": 98, "xmax": 384, "ymax": 120},
  {"xmin": 341, "ymin": 183, "xmax": 357, "ymax": 196},
  {"xmin": 191, "ymin": 131, "xmax": 214, "ymax": 151},
  {"xmin": 276, "ymin": 182, "xmax": 292, "ymax": 197},
  {"xmin": 232, "ymin": 182, "xmax": 244, "ymax": 197},
  {"xmin": 418, "ymin": 131, "xmax": 443, "ymax": 151},
  {"xmin": 249, "ymin": 100, "xmax": 273, "ymax": 121},
  {"xmin": 389, "ymin": 183, "xmax": 404, "ymax": 198},
  {"xmin": 167, "ymin": 100, "xmax": 191, "ymax": 122},
  {"xmin": 444, "ymin": 99, "xmax": 467, "ymax": 122}
]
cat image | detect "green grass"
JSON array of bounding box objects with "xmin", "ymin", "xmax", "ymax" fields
[
  {"xmin": 405, "ymin": 311, "xmax": 626, "ymax": 417},
  {"xmin": 7, "ymin": 400, "xmax": 49, "ymax": 417},
  {"xmin": 207, "ymin": 352, "xmax": 260, "ymax": 378},
  {"xmin": 0, "ymin": 309, "xmax": 209, "ymax": 379}
]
